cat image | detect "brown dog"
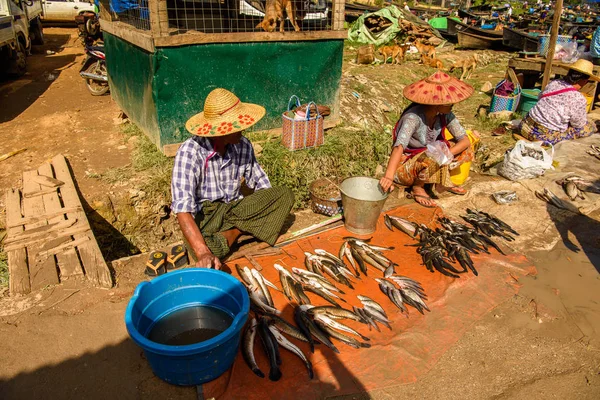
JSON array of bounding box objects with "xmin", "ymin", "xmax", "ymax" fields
[
  {"xmin": 379, "ymin": 42, "xmax": 409, "ymax": 65},
  {"xmin": 422, "ymin": 53, "xmax": 444, "ymax": 69},
  {"xmin": 449, "ymin": 54, "xmax": 479, "ymax": 80},
  {"xmin": 415, "ymin": 39, "xmax": 436, "ymax": 62},
  {"xmin": 256, "ymin": 0, "xmax": 301, "ymax": 32}
]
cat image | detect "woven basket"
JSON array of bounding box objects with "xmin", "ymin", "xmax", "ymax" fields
[
  {"xmin": 309, "ymin": 178, "xmax": 343, "ymax": 217},
  {"xmin": 490, "ymin": 68, "xmax": 521, "ymax": 113},
  {"xmin": 282, "ymin": 96, "xmax": 324, "ymax": 151},
  {"xmin": 538, "ymin": 34, "xmax": 573, "ymax": 57}
]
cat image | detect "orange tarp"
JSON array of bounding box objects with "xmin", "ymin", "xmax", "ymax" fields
[{"xmin": 204, "ymin": 204, "xmax": 536, "ymax": 399}]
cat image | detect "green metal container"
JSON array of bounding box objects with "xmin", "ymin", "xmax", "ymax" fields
[
  {"xmin": 518, "ymin": 88, "xmax": 541, "ymax": 114},
  {"xmin": 103, "ymin": 34, "xmax": 343, "ymax": 153}
]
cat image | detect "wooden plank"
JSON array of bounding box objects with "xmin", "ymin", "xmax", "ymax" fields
[
  {"xmin": 157, "ymin": 0, "xmax": 168, "ymax": 36},
  {"xmin": 99, "ymin": 20, "xmax": 155, "ymax": 52},
  {"xmin": 36, "ymin": 237, "xmax": 91, "ymax": 260},
  {"xmin": 22, "ymin": 170, "xmax": 60, "ymax": 290},
  {"xmin": 4, "ymin": 218, "xmax": 77, "ymax": 244},
  {"xmin": 4, "ymin": 225, "xmax": 90, "ymax": 252},
  {"xmin": 23, "ymin": 187, "xmax": 60, "ymax": 199},
  {"xmin": 154, "ymin": 30, "xmax": 349, "ymax": 47},
  {"xmin": 38, "ymin": 162, "xmax": 84, "ymax": 279},
  {"xmin": 30, "ymin": 175, "xmax": 64, "ymax": 188},
  {"xmin": 5, "ymin": 188, "xmax": 30, "ymax": 295},
  {"xmin": 162, "ymin": 117, "xmax": 342, "ymax": 157},
  {"xmin": 8, "ymin": 206, "xmax": 83, "ymax": 228},
  {"xmin": 542, "ymin": 0, "xmax": 563, "ymax": 90},
  {"xmin": 332, "ymin": 0, "xmax": 346, "ymax": 31},
  {"xmin": 51, "ymin": 155, "xmax": 112, "ymax": 288},
  {"xmin": 148, "ymin": 0, "xmax": 163, "ymax": 36}
]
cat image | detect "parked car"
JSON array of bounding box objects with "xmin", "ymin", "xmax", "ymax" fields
[{"xmin": 41, "ymin": 0, "xmax": 96, "ymax": 22}]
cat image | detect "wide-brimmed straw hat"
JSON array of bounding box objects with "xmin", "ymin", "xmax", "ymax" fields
[
  {"xmin": 185, "ymin": 88, "xmax": 266, "ymax": 137},
  {"xmin": 567, "ymin": 59, "xmax": 600, "ymax": 81},
  {"xmin": 403, "ymin": 71, "xmax": 474, "ymax": 105}
]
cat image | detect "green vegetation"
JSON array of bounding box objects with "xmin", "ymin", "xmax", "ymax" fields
[
  {"xmin": 248, "ymin": 126, "xmax": 391, "ymax": 209},
  {"xmin": 0, "ymin": 248, "xmax": 7, "ymax": 289}
]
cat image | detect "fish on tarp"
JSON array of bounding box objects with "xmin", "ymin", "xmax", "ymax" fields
[
  {"xmin": 257, "ymin": 317, "xmax": 282, "ymax": 381},
  {"xmin": 297, "ymin": 305, "xmax": 340, "ymax": 354},
  {"xmin": 267, "ymin": 313, "xmax": 310, "ymax": 343},
  {"xmin": 268, "ymin": 325, "xmax": 314, "ymax": 379},
  {"xmin": 242, "ymin": 317, "xmax": 265, "ymax": 378},
  {"xmin": 384, "ymin": 214, "xmax": 418, "ymax": 238}
]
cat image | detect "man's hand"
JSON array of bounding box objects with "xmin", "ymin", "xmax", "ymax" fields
[
  {"xmin": 379, "ymin": 176, "xmax": 395, "ymax": 193},
  {"xmin": 195, "ymin": 251, "xmax": 222, "ymax": 269}
]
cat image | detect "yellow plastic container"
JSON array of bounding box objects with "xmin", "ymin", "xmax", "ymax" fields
[
  {"xmin": 443, "ymin": 129, "xmax": 480, "ymax": 186},
  {"xmin": 584, "ymin": 94, "xmax": 593, "ymax": 113}
]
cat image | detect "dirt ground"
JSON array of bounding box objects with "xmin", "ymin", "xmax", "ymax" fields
[{"xmin": 1, "ymin": 28, "xmax": 600, "ymax": 399}]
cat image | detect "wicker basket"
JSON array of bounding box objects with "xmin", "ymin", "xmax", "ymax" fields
[
  {"xmin": 490, "ymin": 68, "xmax": 521, "ymax": 113},
  {"xmin": 309, "ymin": 178, "xmax": 343, "ymax": 217}
]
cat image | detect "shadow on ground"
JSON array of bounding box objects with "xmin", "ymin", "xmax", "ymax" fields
[{"xmin": 0, "ymin": 33, "xmax": 76, "ymax": 124}]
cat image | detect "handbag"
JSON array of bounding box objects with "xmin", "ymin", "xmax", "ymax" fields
[{"xmin": 282, "ymin": 95, "xmax": 325, "ymax": 151}]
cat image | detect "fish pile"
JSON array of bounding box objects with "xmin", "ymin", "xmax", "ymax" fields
[
  {"xmin": 556, "ymin": 174, "xmax": 600, "ymax": 199},
  {"xmin": 353, "ymin": 295, "xmax": 391, "ymax": 330},
  {"xmin": 339, "ymin": 238, "xmax": 397, "ymax": 278},
  {"xmin": 375, "ymin": 276, "xmax": 429, "ymax": 316},
  {"xmin": 535, "ymin": 188, "xmax": 581, "ymax": 214},
  {"xmin": 236, "ymin": 264, "xmax": 280, "ymax": 314},
  {"xmin": 385, "ymin": 210, "xmax": 518, "ymax": 279},
  {"xmin": 242, "ymin": 314, "xmax": 314, "ymax": 381},
  {"xmin": 588, "ymin": 144, "xmax": 600, "ymax": 161}
]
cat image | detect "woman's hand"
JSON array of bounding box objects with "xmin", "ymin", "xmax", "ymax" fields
[
  {"xmin": 379, "ymin": 176, "xmax": 395, "ymax": 193},
  {"xmin": 195, "ymin": 251, "xmax": 222, "ymax": 270}
]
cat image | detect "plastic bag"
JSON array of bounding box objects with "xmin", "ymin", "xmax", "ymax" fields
[
  {"xmin": 492, "ymin": 190, "xmax": 519, "ymax": 204},
  {"xmin": 426, "ymin": 141, "xmax": 453, "ymax": 166},
  {"xmin": 497, "ymin": 140, "xmax": 554, "ymax": 181},
  {"xmin": 556, "ymin": 42, "xmax": 583, "ymax": 64}
]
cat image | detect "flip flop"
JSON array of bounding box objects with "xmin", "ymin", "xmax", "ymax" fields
[
  {"xmin": 145, "ymin": 251, "xmax": 167, "ymax": 277},
  {"xmin": 406, "ymin": 192, "xmax": 437, "ymax": 208},
  {"xmin": 167, "ymin": 244, "xmax": 189, "ymax": 270},
  {"xmin": 446, "ymin": 186, "xmax": 468, "ymax": 196}
]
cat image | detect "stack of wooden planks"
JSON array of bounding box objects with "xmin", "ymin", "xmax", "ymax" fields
[{"xmin": 4, "ymin": 154, "xmax": 112, "ymax": 295}]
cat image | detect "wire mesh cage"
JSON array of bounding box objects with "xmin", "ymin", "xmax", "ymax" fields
[{"xmin": 103, "ymin": 0, "xmax": 331, "ymax": 34}]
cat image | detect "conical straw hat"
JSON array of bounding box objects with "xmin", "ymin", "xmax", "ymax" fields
[
  {"xmin": 567, "ymin": 59, "xmax": 600, "ymax": 81},
  {"xmin": 186, "ymin": 88, "xmax": 266, "ymax": 137},
  {"xmin": 403, "ymin": 71, "xmax": 474, "ymax": 105}
]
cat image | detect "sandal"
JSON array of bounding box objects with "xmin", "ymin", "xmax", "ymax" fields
[
  {"xmin": 167, "ymin": 244, "xmax": 189, "ymax": 270},
  {"xmin": 406, "ymin": 192, "xmax": 437, "ymax": 208},
  {"xmin": 446, "ymin": 186, "xmax": 468, "ymax": 196},
  {"xmin": 145, "ymin": 251, "xmax": 168, "ymax": 277}
]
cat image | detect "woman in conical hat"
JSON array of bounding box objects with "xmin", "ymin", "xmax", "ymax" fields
[
  {"xmin": 172, "ymin": 88, "xmax": 294, "ymax": 269},
  {"xmin": 519, "ymin": 59, "xmax": 599, "ymax": 145},
  {"xmin": 379, "ymin": 71, "xmax": 477, "ymax": 208}
]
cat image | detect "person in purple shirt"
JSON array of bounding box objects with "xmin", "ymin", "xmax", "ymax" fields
[{"xmin": 172, "ymin": 88, "xmax": 294, "ymax": 268}]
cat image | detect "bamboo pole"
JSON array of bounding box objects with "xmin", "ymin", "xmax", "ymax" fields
[{"xmin": 542, "ymin": 0, "xmax": 564, "ymax": 90}]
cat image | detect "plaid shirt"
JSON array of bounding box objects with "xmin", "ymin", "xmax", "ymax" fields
[{"xmin": 171, "ymin": 136, "xmax": 271, "ymax": 214}]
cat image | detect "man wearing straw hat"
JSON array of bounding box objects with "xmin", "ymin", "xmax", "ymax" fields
[
  {"xmin": 172, "ymin": 88, "xmax": 294, "ymax": 269},
  {"xmin": 519, "ymin": 59, "xmax": 599, "ymax": 145}
]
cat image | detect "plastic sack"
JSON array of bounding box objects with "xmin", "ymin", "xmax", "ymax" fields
[
  {"xmin": 556, "ymin": 42, "xmax": 582, "ymax": 63},
  {"xmin": 497, "ymin": 140, "xmax": 554, "ymax": 181},
  {"xmin": 426, "ymin": 141, "xmax": 453, "ymax": 166}
]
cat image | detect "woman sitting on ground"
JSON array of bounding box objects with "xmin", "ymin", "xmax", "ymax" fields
[
  {"xmin": 379, "ymin": 71, "xmax": 478, "ymax": 208},
  {"xmin": 520, "ymin": 60, "xmax": 599, "ymax": 145}
]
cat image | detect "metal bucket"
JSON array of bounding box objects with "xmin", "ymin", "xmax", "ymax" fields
[{"xmin": 340, "ymin": 177, "xmax": 388, "ymax": 235}]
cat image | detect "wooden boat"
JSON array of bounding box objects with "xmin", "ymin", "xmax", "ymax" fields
[
  {"xmin": 503, "ymin": 27, "xmax": 539, "ymax": 52},
  {"xmin": 447, "ymin": 18, "xmax": 503, "ymax": 39},
  {"xmin": 457, "ymin": 30, "xmax": 504, "ymax": 49}
]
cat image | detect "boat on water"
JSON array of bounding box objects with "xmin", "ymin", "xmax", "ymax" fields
[
  {"xmin": 503, "ymin": 27, "xmax": 539, "ymax": 52},
  {"xmin": 457, "ymin": 30, "xmax": 504, "ymax": 49}
]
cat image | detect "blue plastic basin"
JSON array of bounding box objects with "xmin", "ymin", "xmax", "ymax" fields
[{"xmin": 125, "ymin": 268, "xmax": 249, "ymax": 386}]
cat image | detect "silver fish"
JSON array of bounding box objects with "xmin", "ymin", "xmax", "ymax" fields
[
  {"xmin": 313, "ymin": 314, "xmax": 370, "ymax": 342},
  {"xmin": 252, "ymin": 268, "xmax": 274, "ymax": 307},
  {"xmin": 268, "ymin": 325, "xmax": 314, "ymax": 379},
  {"xmin": 242, "ymin": 318, "xmax": 265, "ymax": 378}
]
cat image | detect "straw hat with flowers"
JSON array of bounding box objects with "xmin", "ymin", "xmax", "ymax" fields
[
  {"xmin": 186, "ymin": 88, "xmax": 266, "ymax": 137},
  {"xmin": 567, "ymin": 59, "xmax": 600, "ymax": 82},
  {"xmin": 403, "ymin": 71, "xmax": 474, "ymax": 105}
]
